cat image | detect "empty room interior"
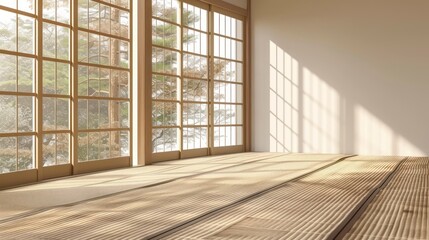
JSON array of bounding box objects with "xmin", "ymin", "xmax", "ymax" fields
[{"xmin": 0, "ymin": 0, "xmax": 428, "ymax": 239}]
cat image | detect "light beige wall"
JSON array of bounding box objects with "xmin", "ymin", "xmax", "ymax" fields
[
  {"xmin": 222, "ymin": 0, "xmax": 247, "ymax": 9},
  {"xmin": 252, "ymin": 0, "xmax": 429, "ymax": 156}
]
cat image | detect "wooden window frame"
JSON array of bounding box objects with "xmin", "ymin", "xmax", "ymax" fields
[
  {"xmin": 0, "ymin": 0, "xmax": 133, "ymax": 189},
  {"xmin": 143, "ymin": 0, "xmax": 250, "ymax": 164}
]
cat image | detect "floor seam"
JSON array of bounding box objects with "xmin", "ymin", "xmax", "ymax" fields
[
  {"xmin": 0, "ymin": 153, "xmax": 291, "ymax": 225},
  {"xmin": 330, "ymin": 156, "xmax": 409, "ymax": 240},
  {"xmin": 145, "ymin": 155, "xmax": 355, "ymax": 240}
]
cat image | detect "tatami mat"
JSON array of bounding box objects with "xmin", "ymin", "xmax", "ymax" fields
[
  {"xmin": 0, "ymin": 152, "xmax": 279, "ymax": 220},
  {"xmin": 0, "ymin": 153, "xmax": 346, "ymax": 239},
  {"xmin": 159, "ymin": 156, "xmax": 404, "ymax": 239},
  {"xmin": 343, "ymin": 157, "xmax": 429, "ymax": 240}
]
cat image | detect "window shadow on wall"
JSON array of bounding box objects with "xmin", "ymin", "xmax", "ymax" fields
[{"xmin": 268, "ymin": 41, "xmax": 424, "ymax": 156}]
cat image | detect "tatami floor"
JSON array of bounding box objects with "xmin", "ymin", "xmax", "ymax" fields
[{"xmin": 0, "ymin": 153, "xmax": 427, "ymax": 239}]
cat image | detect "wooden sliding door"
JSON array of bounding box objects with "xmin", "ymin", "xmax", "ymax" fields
[{"xmin": 150, "ymin": 0, "xmax": 246, "ymax": 162}]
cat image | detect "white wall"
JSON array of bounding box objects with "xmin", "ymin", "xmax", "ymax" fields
[
  {"xmin": 222, "ymin": 0, "xmax": 247, "ymax": 9},
  {"xmin": 251, "ymin": 0, "xmax": 429, "ymax": 156}
]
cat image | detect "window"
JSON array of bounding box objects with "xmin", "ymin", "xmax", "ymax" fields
[
  {"xmin": 0, "ymin": 1, "xmax": 37, "ymax": 173},
  {"xmin": 0, "ymin": 0, "xmax": 131, "ymax": 182},
  {"xmin": 42, "ymin": 0, "xmax": 72, "ymax": 167},
  {"xmin": 151, "ymin": 0, "xmax": 246, "ymax": 159},
  {"xmin": 77, "ymin": 0, "xmax": 131, "ymax": 162}
]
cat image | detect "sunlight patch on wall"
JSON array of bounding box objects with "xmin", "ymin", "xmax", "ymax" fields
[
  {"xmin": 302, "ymin": 68, "xmax": 340, "ymax": 153},
  {"xmin": 269, "ymin": 41, "xmax": 341, "ymax": 153},
  {"xmin": 354, "ymin": 105, "xmax": 424, "ymax": 156},
  {"xmin": 269, "ymin": 41, "xmax": 299, "ymax": 152}
]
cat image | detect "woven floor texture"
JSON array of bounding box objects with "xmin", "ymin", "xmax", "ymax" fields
[
  {"xmin": 0, "ymin": 153, "xmax": 345, "ymax": 239},
  {"xmin": 0, "ymin": 154, "xmax": 426, "ymax": 239},
  {"xmin": 343, "ymin": 157, "xmax": 428, "ymax": 240}
]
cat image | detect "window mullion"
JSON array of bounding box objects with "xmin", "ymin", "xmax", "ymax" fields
[{"xmin": 36, "ymin": 0, "xmax": 44, "ymax": 178}]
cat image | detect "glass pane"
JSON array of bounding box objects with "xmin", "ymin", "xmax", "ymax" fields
[
  {"xmin": 56, "ymin": 98, "xmax": 69, "ymax": 130},
  {"xmin": 110, "ymin": 7, "xmax": 120, "ymax": 36},
  {"xmin": 111, "ymin": 70, "xmax": 129, "ymax": 98},
  {"xmin": 152, "ymin": 0, "xmax": 180, "ymax": 23},
  {"xmin": 0, "ymin": 10, "xmax": 17, "ymax": 51},
  {"xmin": 0, "ymin": 0, "xmax": 16, "ymax": 9},
  {"xmin": 43, "ymin": 23, "xmax": 56, "ymax": 58},
  {"xmin": 18, "ymin": 57, "xmax": 35, "ymax": 93},
  {"xmin": 18, "ymin": 15, "xmax": 35, "ymax": 54},
  {"xmin": 99, "ymin": 131, "xmax": 110, "ymax": 159},
  {"xmin": 112, "ymin": 0, "xmax": 128, "ymax": 9},
  {"xmin": 214, "ymin": 13, "xmax": 242, "ymax": 39},
  {"xmin": 18, "ymin": 0, "xmax": 35, "ymax": 13},
  {"xmin": 43, "ymin": 0, "xmax": 55, "ymax": 21},
  {"xmin": 183, "ymin": 103, "xmax": 208, "ymax": 126},
  {"xmin": 152, "ymin": 128, "xmax": 178, "ymax": 153},
  {"xmin": 43, "ymin": 134, "xmax": 55, "ymax": 166},
  {"xmin": 43, "ymin": 97, "xmax": 55, "ymax": 130},
  {"xmin": 110, "ymin": 131, "xmax": 120, "ymax": 158},
  {"xmin": 88, "ymin": 66, "xmax": 99, "ymax": 96},
  {"xmin": 236, "ymin": 19, "xmax": 244, "ymax": 40},
  {"xmin": 78, "ymin": 99, "xmax": 88, "ymax": 129},
  {"xmin": 214, "ymin": 104, "xmax": 243, "ymax": 125},
  {"xmin": 152, "ymin": 74, "xmax": 178, "ymax": 100},
  {"xmin": 214, "ymin": 82, "xmax": 243, "ymax": 103},
  {"xmin": 43, "ymin": 97, "xmax": 69, "ymax": 131},
  {"xmin": 214, "ymin": 36, "xmax": 243, "ymax": 61},
  {"xmin": 0, "ymin": 137, "xmax": 17, "ymax": 173},
  {"xmin": 56, "ymin": 133, "xmax": 70, "ymax": 164},
  {"xmin": 99, "ymin": 68, "xmax": 110, "ymax": 96},
  {"xmin": 88, "ymin": 99, "xmax": 99, "ymax": 129},
  {"xmin": 88, "ymin": 132, "xmax": 99, "ymax": 160},
  {"xmin": 57, "ymin": 26, "xmax": 70, "ymax": 60},
  {"xmin": 0, "ymin": 96, "xmax": 17, "ymax": 133},
  {"xmin": 18, "ymin": 136, "xmax": 34, "ymax": 170},
  {"xmin": 57, "ymin": 62, "xmax": 70, "ymax": 94},
  {"xmin": 152, "ymin": 47, "xmax": 180, "ymax": 75},
  {"xmin": 78, "ymin": 31, "xmax": 89, "ymax": 62},
  {"xmin": 100, "ymin": 36, "xmax": 110, "ymax": 65},
  {"xmin": 152, "ymin": 19, "xmax": 179, "ymax": 49},
  {"xmin": 119, "ymin": 40, "xmax": 129, "ymax": 67},
  {"xmin": 112, "ymin": 101, "xmax": 129, "ymax": 128},
  {"xmin": 18, "ymin": 96, "xmax": 34, "ymax": 132},
  {"xmin": 99, "ymin": 100, "xmax": 109, "ymax": 128},
  {"xmin": 57, "ymin": 0, "xmax": 70, "ymax": 24},
  {"xmin": 88, "ymin": 33, "xmax": 99, "ymax": 64},
  {"xmin": 183, "ymin": 127, "xmax": 207, "ymax": 150},
  {"xmin": 88, "ymin": 1, "xmax": 99, "ymax": 31},
  {"xmin": 183, "ymin": 28, "xmax": 208, "ymax": 55},
  {"xmin": 183, "ymin": 3, "xmax": 207, "ymax": 31},
  {"xmin": 78, "ymin": 0, "xmax": 89, "ymax": 28},
  {"xmin": 152, "ymin": 101, "xmax": 178, "ymax": 127},
  {"xmin": 43, "ymin": 61, "xmax": 56, "ymax": 94},
  {"xmin": 0, "ymin": 54, "xmax": 17, "ymax": 92},
  {"xmin": 183, "ymin": 79, "xmax": 207, "ymax": 102},
  {"xmin": 78, "ymin": 132, "xmax": 88, "ymax": 162},
  {"xmin": 78, "ymin": 65, "xmax": 89, "ymax": 96},
  {"xmin": 120, "ymin": 10, "xmax": 129, "ymax": 38},
  {"xmin": 99, "ymin": 4, "xmax": 110, "ymax": 34},
  {"xmin": 214, "ymin": 59, "xmax": 243, "ymax": 83},
  {"xmin": 214, "ymin": 126, "xmax": 243, "ymax": 147},
  {"xmin": 183, "ymin": 53, "xmax": 208, "ymax": 78},
  {"xmin": 120, "ymin": 131, "xmax": 129, "ymax": 156},
  {"xmin": 43, "ymin": 133, "xmax": 69, "ymax": 166}
]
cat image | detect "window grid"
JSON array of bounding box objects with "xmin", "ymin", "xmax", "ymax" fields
[
  {"xmin": 0, "ymin": 2, "xmax": 37, "ymax": 173},
  {"xmin": 41, "ymin": 0, "xmax": 72, "ymax": 167},
  {"xmin": 151, "ymin": 0, "xmax": 245, "ymax": 154},
  {"xmin": 77, "ymin": 0, "xmax": 131, "ymax": 162},
  {"xmin": 212, "ymin": 11, "xmax": 244, "ymax": 148},
  {"xmin": 0, "ymin": 0, "xmax": 132, "ymax": 176},
  {"xmin": 151, "ymin": 0, "xmax": 181, "ymax": 153}
]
